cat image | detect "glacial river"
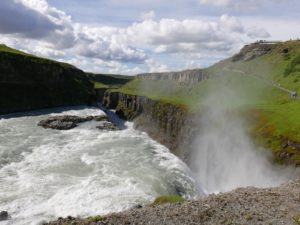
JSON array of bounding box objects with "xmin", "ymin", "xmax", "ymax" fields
[{"xmin": 0, "ymin": 106, "xmax": 199, "ymax": 225}]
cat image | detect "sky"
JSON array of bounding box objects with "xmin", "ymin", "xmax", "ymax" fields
[{"xmin": 0, "ymin": 0, "xmax": 299, "ymax": 75}]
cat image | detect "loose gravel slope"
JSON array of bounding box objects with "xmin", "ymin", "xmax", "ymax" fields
[{"xmin": 46, "ymin": 179, "xmax": 300, "ymax": 225}]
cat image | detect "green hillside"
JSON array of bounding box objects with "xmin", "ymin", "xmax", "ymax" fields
[
  {"xmin": 0, "ymin": 44, "xmax": 33, "ymax": 56},
  {"xmin": 0, "ymin": 44, "xmax": 74, "ymax": 68},
  {"xmin": 87, "ymin": 72, "xmax": 133, "ymax": 89},
  {"xmin": 116, "ymin": 40, "xmax": 300, "ymax": 164}
]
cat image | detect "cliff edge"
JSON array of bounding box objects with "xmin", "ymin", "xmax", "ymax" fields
[{"xmin": 0, "ymin": 44, "xmax": 94, "ymax": 115}]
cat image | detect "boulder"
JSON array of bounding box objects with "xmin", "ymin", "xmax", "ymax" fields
[
  {"xmin": 96, "ymin": 121, "xmax": 119, "ymax": 131},
  {"xmin": 0, "ymin": 211, "xmax": 8, "ymax": 221},
  {"xmin": 38, "ymin": 115, "xmax": 85, "ymax": 130},
  {"xmin": 38, "ymin": 114, "xmax": 119, "ymax": 131}
]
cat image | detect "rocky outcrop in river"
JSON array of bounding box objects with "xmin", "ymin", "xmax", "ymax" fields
[{"xmin": 38, "ymin": 115, "xmax": 118, "ymax": 131}]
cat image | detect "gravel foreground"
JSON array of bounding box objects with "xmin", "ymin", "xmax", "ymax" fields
[{"xmin": 45, "ymin": 179, "xmax": 300, "ymax": 225}]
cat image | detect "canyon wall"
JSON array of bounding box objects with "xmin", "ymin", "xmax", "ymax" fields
[
  {"xmin": 100, "ymin": 90, "xmax": 199, "ymax": 162},
  {"xmin": 136, "ymin": 69, "xmax": 208, "ymax": 85},
  {"xmin": 0, "ymin": 52, "xmax": 94, "ymax": 115}
]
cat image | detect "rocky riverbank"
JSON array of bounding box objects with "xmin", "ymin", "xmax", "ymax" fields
[{"xmin": 45, "ymin": 178, "xmax": 300, "ymax": 225}]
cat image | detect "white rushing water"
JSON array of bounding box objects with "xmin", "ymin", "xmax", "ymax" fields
[{"xmin": 0, "ymin": 106, "xmax": 199, "ymax": 225}]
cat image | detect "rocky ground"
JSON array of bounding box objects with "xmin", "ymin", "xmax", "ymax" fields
[{"xmin": 45, "ymin": 179, "xmax": 300, "ymax": 225}]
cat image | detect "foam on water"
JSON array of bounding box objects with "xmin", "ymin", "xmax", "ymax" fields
[{"xmin": 0, "ymin": 106, "xmax": 199, "ymax": 225}]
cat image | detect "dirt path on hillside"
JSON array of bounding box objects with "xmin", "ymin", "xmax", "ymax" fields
[{"xmin": 228, "ymin": 68, "xmax": 293, "ymax": 94}]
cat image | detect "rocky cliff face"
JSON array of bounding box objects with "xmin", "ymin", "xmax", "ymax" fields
[
  {"xmin": 136, "ymin": 69, "xmax": 207, "ymax": 85},
  {"xmin": 101, "ymin": 91, "xmax": 199, "ymax": 161},
  {"xmin": 0, "ymin": 52, "xmax": 94, "ymax": 114},
  {"xmin": 231, "ymin": 42, "xmax": 277, "ymax": 62}
]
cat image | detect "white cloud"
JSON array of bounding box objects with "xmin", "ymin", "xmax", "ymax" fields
[
  {"xmin": 0, "ymin": 0, "xmax": 282, "ymax": 73},
  {"xmin": 145, "ymin": 58, "xmax": 169, "ymax": 72},
  {"xmin": 220, "ymin": 15, "xmax": 244, "ymax": 33},
  {"xmin": 0, "ymin": 0, "xmax": 75, "ymax": 49},
  {"xmin": 125, "ymin": 15, "xmax": 249, "ymax": 54},
  {"xmin": 0, "ymin": 0, "xmax": 58, "ymax": 37},
  {"xmin": 73, "ymin": 24, "xmax": 147, "ymax": 63}
]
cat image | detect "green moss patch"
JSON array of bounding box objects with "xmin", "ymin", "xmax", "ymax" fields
[{"xmin": 151, "ymin": 195, "xmax": 186, "ymax": 205}]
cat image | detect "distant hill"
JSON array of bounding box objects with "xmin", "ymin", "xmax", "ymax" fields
[
  {"xmin": 136, "ymin": 69, "xmax": 205, "ymax": 85},
  {"xmin": 209, "ymin": 40, "xmax": 300, "ymax": 93},
  {"xmin": 86, "ymin": 72, "xmax": 133, "ymax": 89},
  {"xmin": 0, "ymin": 44, "xmax": 94, "ymax": 114}
]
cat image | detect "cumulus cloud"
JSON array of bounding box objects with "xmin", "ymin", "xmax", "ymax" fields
[
  {"xmin": 0, "ymin": 0, "xmax": 276, "ymax": 73},
  {"xmin": 0, "ymin": 0, "xmax": 58, "ymax": 37},
  {"xmin": 145, "ymin": 58, "xmax": 169, "ymax": 72},
  {"xmin": 125, "ymin": 15, "xmax": 247, "ymax": 54},
  {"xmin": 0, "ymin": 0, "xmax": 146, "ymax": 63},
  {"xmin": 73, "ymin": 25, "xmax": 147, "ymax": 63},
  {"xmin": 0, "ymin": 0, "xmax": 75, "ymax": 49},
  {"xmin": 70, "ymin": 15, "xmax": 248, "ymax": 64},
  {"xmin": 220, "ymin": 15, "xmax": 244, "ymax": 33}
]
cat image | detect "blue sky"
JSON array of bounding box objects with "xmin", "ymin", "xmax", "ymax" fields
[{"xmin": 0, "ymin": 0, "xmax": 299, "ymax": 75}]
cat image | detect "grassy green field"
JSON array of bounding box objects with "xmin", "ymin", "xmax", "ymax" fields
[
  {"xmin": 0, "ymin": 44, "xmax": 74, "ymax": 68},
  {"xmin": 87, "ymin": 73, "xmax": 134, "ymax": 89},
  {"xmin": 0, "ymin": 44, "xmax": 34, "ymax": 56},
  {"xmin": 151, "ymin": 195, "xmax": 185, "ymax": 205}
]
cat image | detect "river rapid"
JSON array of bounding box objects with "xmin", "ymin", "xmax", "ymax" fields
[{"xmin": 0, "ymin": 106, "xmax": 199, "ymax": 225}]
